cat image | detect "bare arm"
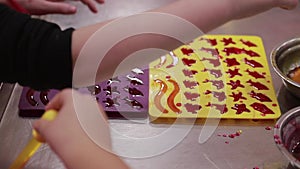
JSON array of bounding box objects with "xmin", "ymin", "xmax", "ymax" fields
[{"xmin": 71, "ymin": 0, "xmax": 298, "ymax": 85}]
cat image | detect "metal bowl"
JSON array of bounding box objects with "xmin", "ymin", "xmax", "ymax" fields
[
  {"xmin": 274, "ymin": 107, "xmax": 300, "ymax": 168},
  {"xmin": 271, "ymin": 38, "xmax": 300, "ymax": 98}
]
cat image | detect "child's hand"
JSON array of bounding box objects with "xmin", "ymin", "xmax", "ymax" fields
[
  {"xmin": 33, "ymin": 89, "xmax": 114, "ymax": 169},
  {"xmin": 230, "ymin": 0, "xmax": 298, "ymax": 20},
  {"xmin": 10, "ymin": 0, "xmax": 104, "ymax": 15},
  {"xmin": 278, "ymin": 0, "xmax": 298, "ymax": 10}
]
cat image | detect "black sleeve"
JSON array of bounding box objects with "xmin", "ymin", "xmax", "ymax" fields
[{"xmin": 0, "ymin": 4, "xmax": 74, "ymax": 90}]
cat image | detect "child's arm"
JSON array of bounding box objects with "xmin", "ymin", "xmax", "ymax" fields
[
  {"xmin": 0, "ymin": 0, "xmax": 298, "ymax": 89},
  {"xmin": 71, "ymin": 0, "xmax": 299, "ymax": 84},
  {"xmin": 33, "ymin": 89, "xmax": 130, "ymax": 169}
]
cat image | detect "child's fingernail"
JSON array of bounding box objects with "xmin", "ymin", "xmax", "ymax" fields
[{"xmin": 69, "ymin": 6, "xmax": 77, "ymax": 12}]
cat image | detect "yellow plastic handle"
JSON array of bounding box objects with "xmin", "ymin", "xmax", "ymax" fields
[{"xmin": 32, "ymin": 110, "xmax": 58, "ymax": 143}]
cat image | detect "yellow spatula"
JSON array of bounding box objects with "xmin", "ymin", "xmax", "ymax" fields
[{"xmin": 9, "ymin": 110, "xmax": 58, "ymax": 169}]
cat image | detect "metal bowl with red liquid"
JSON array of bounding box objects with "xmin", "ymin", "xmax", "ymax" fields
[
  {"xmin": 274, "ymin": 107, "xmax": 300, "ymax": 168},
  {"xmin": 271, "ymin": 38, "xmax": 300, "ymax": 98}
]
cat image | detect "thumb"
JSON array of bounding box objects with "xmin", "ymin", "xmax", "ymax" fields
[
  {"xmin": 32, "ymin": 109, "xmax": 58, "ymax": 142},
  {"xmin": 32, "ymin": 119, "xmax": 52, "ymax": 143}
]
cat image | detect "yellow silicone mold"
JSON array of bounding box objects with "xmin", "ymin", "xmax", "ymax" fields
[{"xmin": 149, "ymin": 35, "xmax": 280, "ymax": 120}]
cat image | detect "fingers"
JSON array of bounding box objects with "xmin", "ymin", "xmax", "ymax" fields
[
  {"xmin": 80, "ymin": 0, "xmax": 105, "ymax": 13},
  {"xmin": 45, "ymin": 91, "xmax": 64, "ymax": 111},
  {"xmin": 96, "ymin": 0, "xmax": 105, "ymax": 4},
  {"xmin": 35, "ymin": 89, "xmax": 70, "ymax": 141},
  {"xmin": 81, "ymin": 0, "xmax": 98, "ymax": 13},
  {"xmin": 35, "ymin": 89, "xmax": 75, "ymax": 142},
  {"xmin": 45, "ymin": 89, "xmax": 73, "ymax": 111},
  {"xmin": 43, "ymin": 1, "xmax": 77, "ymax": 14},
  {"xmin": 27, "ymin": 1, "xmax": 77, "ymax": 15},
  {"xmin": 32, "ymin": 118, "xmax": 52, "ymax": 142},
  {"xmin": 19, "ymin": 0, "xmax": 105, "ymax": 15},
  {"xmin": 278, "ymin": 0, "xmax": 298, "ymax": 10}
]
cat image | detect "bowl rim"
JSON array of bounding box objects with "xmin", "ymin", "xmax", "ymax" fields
[
  {"xmin": 274, "ymin": 106, "xmax": 300, "ymax": 168},
  {"xmin": 271, "ymin": 38, "xmax": 300, "ymax": 88}
]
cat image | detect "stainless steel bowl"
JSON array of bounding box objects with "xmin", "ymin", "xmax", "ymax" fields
[
  {"xmin": 271, "ymin": 38, "xmax": 300, "ymax": 98},
  {"xmin": 274, "ymin": 107, "xmax": 300, "ymax": 168}
]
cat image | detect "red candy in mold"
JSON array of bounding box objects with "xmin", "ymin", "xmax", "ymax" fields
[
  {"xmin": 103, "ymin": 98, "xmax": 120, "ymax": 107},
  {"xmin": 124, "ymin": 97, "xmax": 143, "ymax": 109},
  {"xmin": 199, "ymin": 37, "xmax": 217, "ymax": 46},
  {"xmin": 181, "ymin": 48, "xmax": 194, "ymax": 56},
  {"xmin": 250, "ymin": 102, "xmax": 274, "ymax": 115},
  {"xmin": 244, "ymin": 58, "xmax": 263, "ymax": 68},
  {"xmin": 206, "ymin": 102, "xmax": 228, "ymax": 114},
  {"xmin": 204, "ymin": 90, "xmax": 226, "ymax": 102},
  {"xmin": 124, "ymin": 87, "xmax": 144, "ymax": 97},
  {"xmin": 222, "ymin": 47, "xmax": 244, "ymax": 56},
  {"xmin": 184, "ymin": 92, "xmax": 200, "ymax": 101},
  {"xmin": 229, "ymin": 92, "xmax": 247, "ymax": 102},
  {"xmin": 87, "ymin": 85, "xmax": 101, "ymax": 95},
  {"xmin": 202, "ymin": 68, "xmax": 223, "ymax": 78},
  {"xmin": 221, "ymin": 37, "xmax": 236, "ymax": 46},
  {"xmin": 249, "ymin": 91, "xmax": 272, "ymax": 102},
  {"xmin": 240, "ymin": 39, "xmax": 257, "ymax": 47},
  {"xmin": 224, "ymin": 58, "xmax": 240, "ymax": 67},
  {"xmin": 201, "ymin": 57, "xmax": 221, "ymax": 67},
  {"xmin": 183, "ymin": 80, "xmax": 199, "ymax": 89},
  {"xmin": 227, "ymin": 80, "xmax": 245, "ymax": 90},
  {"xmin": 182, "ymin": 58, "xmax": 197, "ymax": 67},
  {"xmin": 232, "ymin": 103, "xmax": 250, "ymax": 114},
  {"xmin": 182, "ymin": 69, "xmax": 198, "ymax": 77},
  {"xmin": 40, "ymin": 90, "xmax": 50, "ymax": 105},
  {"xmin": 226, "ymin": 68, "xmax": 242, "ymax": 78},
  {"xmin": 184, "ymin": 103, "xmax": 202, "ymax": 114},
  {"xmin": 203, "ymin": 79, "xmax": 224, "ymax": 90},
  {"xmin": 245, "ymin": 69, "xmax": 265, "ymax": 79},
  {"xmin": 200, "ymin": 47, "xmax": 220, "ymax": 56},
  {"xmin": 246, "ymin": 80, "xmax": 269, "ymax": 90},
  {"xmin": 26, "ymin": 89, "xmax": 38, "ymax": 106},
  {"xmin": 107, "ymin": 77, "xmax": 121, "ymax": 85}
]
